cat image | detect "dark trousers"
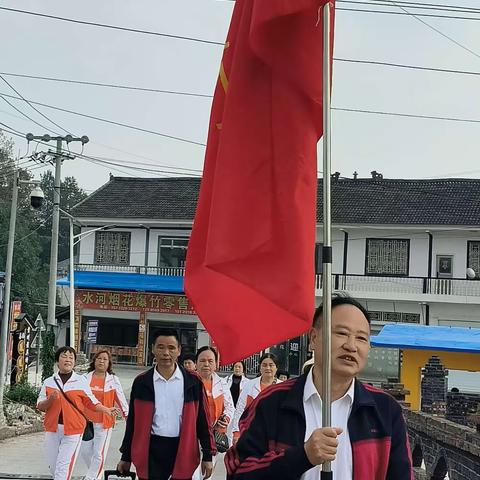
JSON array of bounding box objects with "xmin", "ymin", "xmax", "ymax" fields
[{"xmin": 143, "ymin": 435, "xmax": 180, "ymax": 480}]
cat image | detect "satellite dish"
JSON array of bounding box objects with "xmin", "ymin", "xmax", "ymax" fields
[{"xmin": 466, "ymin": 268, "xmax": 476, "ymax": 279}]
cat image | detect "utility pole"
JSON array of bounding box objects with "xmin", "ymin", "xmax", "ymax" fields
[
  {"xmin": 26, "ymin": 134, "xmax": 89, "ymax": 328},
  {"xmin": 0, "ymin": 169, "xmax": 44, "ymax": 425}
]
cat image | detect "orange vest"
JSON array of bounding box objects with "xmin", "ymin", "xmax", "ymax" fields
[
  {"xmin": 202, "ymin": 373, "xmax": 235, "ymax": 428},
  {"xmin": 37, "ymin": 372, "xmax": 99, "ymax": 435},
  {"xmin": 83, "ymin": 372, "xmax": 129, "ymax": 429}
]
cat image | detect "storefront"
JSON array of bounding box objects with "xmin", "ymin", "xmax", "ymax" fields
[{"xmin": 74, "ymin": 288, "xmax": 197, "ymax": 366}]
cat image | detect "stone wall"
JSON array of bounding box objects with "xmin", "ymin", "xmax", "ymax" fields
[{"xmin": 405, "ymin": 408, "xmax": 480, "ymax": 480}]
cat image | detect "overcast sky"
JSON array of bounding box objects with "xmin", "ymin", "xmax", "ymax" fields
[{"xmin": 1, "ymin": 0, "xmax": 480, "ymax": 192}]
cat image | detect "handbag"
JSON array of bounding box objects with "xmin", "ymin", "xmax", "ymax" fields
[
  {"xmin": 214, "ymin": 429, "xmax": 229, "ymax": 453},
  {"xmin": 54, "ymin": 377, "xmax": 95, "ymax": 441}
]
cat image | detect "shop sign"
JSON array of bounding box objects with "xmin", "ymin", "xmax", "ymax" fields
[{"xmin": 79, "ymin": 290, "xmax": 195, "ymax": 315}]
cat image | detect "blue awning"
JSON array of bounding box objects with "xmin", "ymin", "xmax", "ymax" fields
[
  {"xmin": 371, "ymin": 324, "xmax": 480, "ymax": 353},
  {"xmin": 57, "ymin": 271, "xmax": 184, "ymax": 294}
]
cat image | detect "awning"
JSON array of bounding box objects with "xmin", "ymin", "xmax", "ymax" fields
[
  {"xmin": 371, "ymin": 324, "xmax": 480, "ymax": 353},
  {"xmin": 57, "ymin": 271, "xmax": 184, "ymax": 294}
]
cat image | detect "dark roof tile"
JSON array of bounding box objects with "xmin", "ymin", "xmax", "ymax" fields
[{"xmin": 72, "ymin": 176, "xmax": 480, "ymax": 226}]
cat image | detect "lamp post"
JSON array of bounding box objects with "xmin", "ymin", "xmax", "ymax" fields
[
  {"xmin": 59, "ymin": 210, "xmax": 114, "ymax": 350},
  {"xmin": 0, "ymin": 169, "xmax": 44, "ymax": 425}
]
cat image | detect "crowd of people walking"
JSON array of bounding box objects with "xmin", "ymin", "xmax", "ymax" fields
[{"xmin": 36, "ymin": 294, "xmax": 414, "ymax": 480}]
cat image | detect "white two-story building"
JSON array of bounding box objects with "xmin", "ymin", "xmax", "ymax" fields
[{"xmin": 60, "ymin": 173, "xmax": 480, "ymax": 379}]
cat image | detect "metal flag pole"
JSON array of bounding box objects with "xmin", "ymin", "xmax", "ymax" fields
[{"xmin": 321, "ymin": 1, "xmax": 333, "ymax": 479}]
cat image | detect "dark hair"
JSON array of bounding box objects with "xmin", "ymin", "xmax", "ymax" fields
[
  {"xmin": 55, "ymin": 346, "xmax": 77, "ymax": 362},
  {"xmin": 233, "ymin": 360, "xmax": 247, "ymax": 372},
  {"xmin": 277, "ymin": 370, "xmax": 290, "ymax": 379},
  {"xmin": 196, "ymin": 345, "xmax": 218, "ymax": 363},
  {"xmin": 151, "ymin": 328, "xmax": 180, "ymax": 347},
  {"xmin": 312, "ymin": 294, "xmax": 370, "ymax": 328},
  {"xmin": 259, "ymin": 352, "xmax": 279, "ymax": 368},
  {"xmin": 89, "ymin": 349, "xmax": 114, "ymax": 374},
  {"xmin": 182, "ymin": 353, "xmax": 196, "ymax": 363}
]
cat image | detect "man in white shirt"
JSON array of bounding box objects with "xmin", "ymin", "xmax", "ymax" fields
[
  {"xmin": 226, "ymin": 295, "xmax": 413, "ymax": 480},
  {"xmin": 118, "ymin": 328, "xmax": 216, "ymax": 480}
]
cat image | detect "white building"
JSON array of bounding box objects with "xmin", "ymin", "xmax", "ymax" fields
[{"xmin": 62, "ymin": 173, "xmax": 480, "ymax": 379}]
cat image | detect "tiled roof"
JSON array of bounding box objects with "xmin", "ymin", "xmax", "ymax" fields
[{"xmin": 72, "ymin": 176, "xmax": 480, "ymax": 226}]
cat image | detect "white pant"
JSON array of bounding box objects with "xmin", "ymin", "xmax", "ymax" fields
[
  {"xmin": 44, "ymin": 425, "xmax": 82, "ymax": 480},
  {"xmin": 80, "ymin": 423, "xmax": 113, "ymax": 480}
]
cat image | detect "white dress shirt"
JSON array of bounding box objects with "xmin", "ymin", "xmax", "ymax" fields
[
  {"xmin": 301, "ymin": 368, "xmax": 355, "ymax": 480},
  {"xmin": 151, "ymin": 365, "xmax": 184, "ymax": 437}
]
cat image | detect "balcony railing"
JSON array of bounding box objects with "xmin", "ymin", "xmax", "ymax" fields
[
  {"xmin": 75, "ymin": 263, "xmax": 185, "ymax": 276},
  {"xmin": 75, "ymin": 264, "xmax": 480, "ymax": 297},
  {"xmin": 316, "ymin": 274, "xmax": 480, "ymax": 297}
]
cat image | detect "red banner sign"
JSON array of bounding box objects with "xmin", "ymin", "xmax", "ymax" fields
[{"xmin": 77, "ymin": 289, "xmax": 195, "ymax": 316}]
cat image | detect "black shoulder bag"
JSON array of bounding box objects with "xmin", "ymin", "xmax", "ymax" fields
[
  {"xmin": 54, "ymin": 377, "xmax": 95, "ymax": 441},
  {"xmin": 213, "ymin": 415, "xmax": 230, "ymax": 453}
]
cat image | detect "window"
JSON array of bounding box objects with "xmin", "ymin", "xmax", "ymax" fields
[
  {"xmin": 365, "ymin": 239, "xmax": 410, "ymax": 276},
  {"xmin": 369, "ymin": 311, "xmax": 420, "ymax": 324},
  {"xmin": 467, "ymin": 241, "xmax": 480, "ymax": 279},
  {"xmin": 94, "ymin": 231, "xmax": 131, "ymax": 265},
  {"xmin": 157, "ymin": 237, "xmax": 188, "ymax": 268}
]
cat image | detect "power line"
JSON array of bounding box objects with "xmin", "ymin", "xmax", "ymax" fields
[
  {"xmin": 0, "ymin": 72, "xmax": 214, "ymax": 98},
  {"xmin": 384, "ymin": 0, "xmax": 480, "ymax": 60},
  {"xmin": 334, "ymin": 58, "xmax": 480, "ymax": 76},
  {"xmin": 2, "ymin": 56, "xmax": 479, "ymax": 100},
  {"xmin": 78, "ymin": 155, "xmax": 201, "ymax": 177},
  {"xmin": 0, "ymin": 214, "xmax": 53, "ymax": 248},
  {"xmin": 1, "ymin": 122, "xmax": 203, "ymax": 177},
  {"xmin": 338, "ymin": 0, "xmax": 480, "ymax": 14},
  {"xmin": 0, "ymin": 94, "xmax": 57, "ymax": 134},
  {"xmin": 333, "ymin": 106, "xmax": 480, "ymax": 124},
  {"xmin": 0, "ymin": 6, "xmax": 224, "ymax": 46},
  {"xmin": 0, "ymin": 75, "xmax": 69, "ymax": 135},
  {"xmin": 366, "ymin": 0, "xmax": 480, "ymax": 11},
  {"xmin": 337, "ymin": 6, "xmax": 480, "ymax": 20},
  {"xmin": 87, "ymin": 155, "xmax": 203, "ymax": 173},
  {"xmin": 0, "ymin": 91, "xmax": 207, "ymax": 147}
]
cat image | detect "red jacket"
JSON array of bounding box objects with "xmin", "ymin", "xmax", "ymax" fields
[
  {"xmin": 120, "ymin": 366, "xmax": 216, "ymax": 479},
  {"xmin": 225, "ymin": 375, "xmax": 413, "ymax": 479}
]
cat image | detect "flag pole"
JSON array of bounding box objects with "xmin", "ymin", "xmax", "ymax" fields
[{"xmin": 321, "ymin": 1, "xmax": 333, "ymax": 479}]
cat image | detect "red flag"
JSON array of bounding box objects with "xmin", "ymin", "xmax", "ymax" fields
[{"xmin": 185, "ymin": 0, "xmax": 335, "ymax": 364}]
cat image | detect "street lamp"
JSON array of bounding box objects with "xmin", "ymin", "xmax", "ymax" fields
[
  {"xmin": 0, "ymin": 169, "xmax": 44, "ymax": 425},
  {"xmin": 59, "ymin": 210, "xmax": 114, "ymax": 350}
]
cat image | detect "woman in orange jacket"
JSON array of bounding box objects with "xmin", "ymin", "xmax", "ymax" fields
[
  {"xmin": 37, "ymin": 347, "xmax": 116, "ymax": 480},
  {"xmin": 80, "ymin": 350, "xmax": 129, "ymax": 480}
]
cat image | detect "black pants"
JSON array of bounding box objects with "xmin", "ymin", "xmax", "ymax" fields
[{"xmin": 144, "ymin": 435, "xmax": 180, "ymax": 480}]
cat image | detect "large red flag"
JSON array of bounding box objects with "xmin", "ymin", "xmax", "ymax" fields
[{"xmin": 185, "ymin": 0, "xmax": 335, "ymax": 364}]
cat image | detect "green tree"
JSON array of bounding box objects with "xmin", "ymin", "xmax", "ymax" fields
[
  {"xmin": 0, "ymin": 132, "xmax": 48, "ymax": 317},
  {"xmin": 41, "ymin": 328, "xmax": 56, "ymax": 381},
  {"xmin": 38, "ymin": 171, "xmax": 88, "ymax": 265}
]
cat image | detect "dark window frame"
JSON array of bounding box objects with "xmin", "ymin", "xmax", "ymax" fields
[
  {"xmin": 93, "ymin": 231, "xmax": 131, "ymax": 266},
  {"xmin": 467, "ymin": 240, "xmax": 480, "ymax": 280},
  {"xmin": 157, "ymin": 236, "xmax": 189, "ymax": 268},
  {"xmin": 364, "ymin": 238, "xmax": 410, "ymax": 277}
]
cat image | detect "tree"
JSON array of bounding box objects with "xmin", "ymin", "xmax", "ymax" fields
[
  {"xmin": 0, "ymin": 132, "xmax": 48, "ymax": 317},
  {"xmin": 38, "ymin": 171, "xmax": 88, "ymax": 265},
  {"xmin": 41, "ymin": 328, "xmax": 55, "ymax": 381}
]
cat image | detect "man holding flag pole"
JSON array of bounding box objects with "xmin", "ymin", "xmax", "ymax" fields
[{"xmin": 185, "ymin": 0, "xmax": 413, "ymax": 478}]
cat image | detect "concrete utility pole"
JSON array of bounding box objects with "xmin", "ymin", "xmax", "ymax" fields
[
  {"xmin": 0, "ymin": 169, "xmax": 44, "ymax": 425},
  {"xmin": 26, "ymin": 134, "xmax": 89, "ymax": 328}
]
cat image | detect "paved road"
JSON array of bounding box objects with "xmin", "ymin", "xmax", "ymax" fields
[{"xmin": 0, "ymin": 366, "xmax": 227, "ymax": 479}]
